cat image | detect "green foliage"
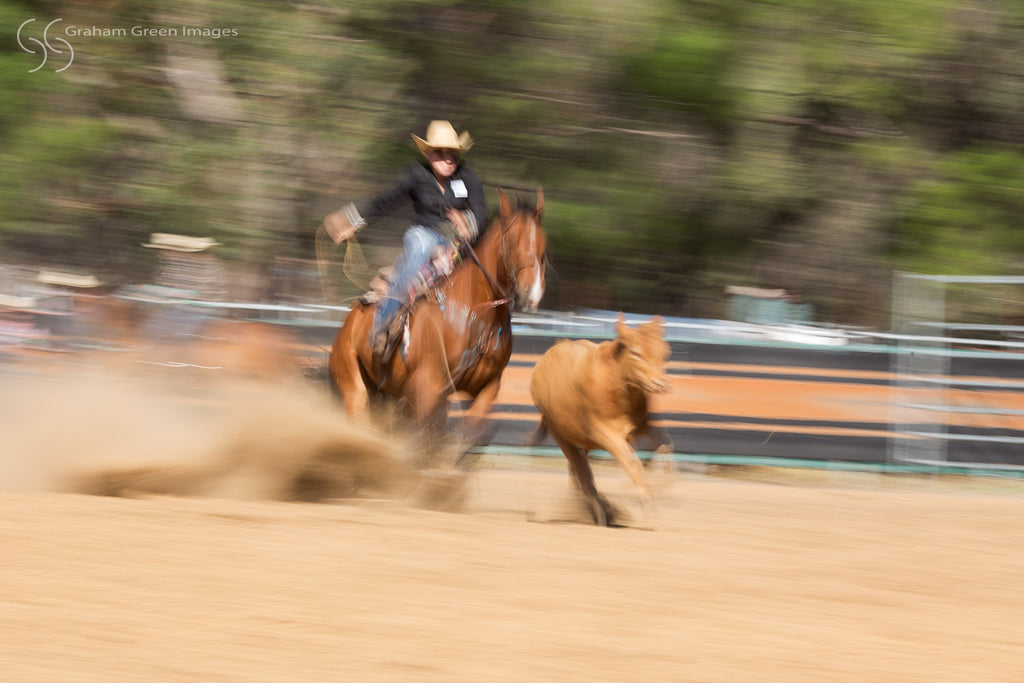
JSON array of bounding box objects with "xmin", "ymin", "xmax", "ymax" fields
[
  {"xmin": 895, "ymin": 146, "xmax": 1024, "ymax": 274},
  {"xmin": 1, "ymin": 0, "xmax": 1024, "ymax": 326},
  {"xmin": 0, "ymin": 115, "xmax": 118, "ymax": 228},
  {"xmin": 620, "ymin": 24, "xmax": 739, "ymax": 127},
  {"xmin": 0, "ymin": 55, "xmax": 40, "ymax": 135}
]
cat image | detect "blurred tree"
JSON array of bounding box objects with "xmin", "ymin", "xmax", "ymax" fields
[
  {"xmin": 895, "ymin": 145, "xmax": 1024, "ymax": 273},
  {"xmin": 1, "ymin": 0, "xmax": 1024, "ymax": 327}
]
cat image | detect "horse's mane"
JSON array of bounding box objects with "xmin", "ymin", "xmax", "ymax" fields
[
  {"xmin": 504, "ymin": 195, "xmax": 539, "ymax": 216},
  {"xmin": 476, "ymin": 195, "xmax": 537, "ymax": 241},
  {"xmin": 449, "ymin": 195, "xmax": 534, "ymax": 285}
]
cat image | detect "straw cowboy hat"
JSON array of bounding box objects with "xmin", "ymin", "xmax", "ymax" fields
[
  {"xmin": 0, "ymin": 293, "xmax": 37, "ymax": 309},
  {"xmin": 411, "ymin": 120, "xmax": 473, "ymax": 157},
  {"xmin": 142, "ymin": 232, "xmax": 221, "ymax": 252},
  {"xmin": 36, "ymin": 270, "xmax": 103, "ymax": 288}
]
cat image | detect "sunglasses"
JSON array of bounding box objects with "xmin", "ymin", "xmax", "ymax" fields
[{"xmin": 430, "ymin": 149, "xmax": 460, "ymax": 162}]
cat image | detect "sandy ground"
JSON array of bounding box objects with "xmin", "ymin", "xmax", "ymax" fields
[
  {"xmin": 2, "ymin": 362, "xmax": 1024, "ymax": 682},
  {"xmin": 3, "ymin": 471, "xmax": 1024, "ymax": 682}
]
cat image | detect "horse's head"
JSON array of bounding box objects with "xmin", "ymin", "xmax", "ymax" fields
[{"xmin": 497, "ymin": 187, "xmax": 547, "ymax": 312}]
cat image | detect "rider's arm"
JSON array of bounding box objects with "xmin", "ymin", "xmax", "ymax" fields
[
  {"xmin": 326, "ymin": 167, "xmax": 415, "ymax": 244},
  {"xmin": 359, "ymin": 166, "xmax": 417, "ymax": 222}
]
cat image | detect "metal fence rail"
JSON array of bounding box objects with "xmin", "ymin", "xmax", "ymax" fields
[{"xmin": 8, "ymin": 283, "xmax": 1024, "ymax": 474}]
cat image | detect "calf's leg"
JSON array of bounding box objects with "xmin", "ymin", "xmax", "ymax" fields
[
  {"xmin": 553, "ymin": 435, "xmax": 609, "ymax": 527},
  {"xmin": 593, "ymin": 424, "xmax": 654, "ymax": 517},
  {"xmin": 640, "ymin": 423, "xmax": 675, "ymax": 473}
]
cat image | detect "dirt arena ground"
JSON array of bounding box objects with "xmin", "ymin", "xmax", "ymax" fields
[{"xmin": 2, "ymin": 362, "xmax": 1024, "ymax": 681}]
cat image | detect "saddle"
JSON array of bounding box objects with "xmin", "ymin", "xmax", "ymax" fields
[{"xmin": 364, "ymin": 245, "xmax": 462, "ymax": 368}]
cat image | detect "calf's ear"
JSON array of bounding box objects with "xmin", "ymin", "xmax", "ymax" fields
[
  {"xmin": 612, "ymin": 338, "xmax": 627, "ymax": 359},
  {"xmin": 615, "ymin": 312, "xmax": 629, "ymax": 338}
]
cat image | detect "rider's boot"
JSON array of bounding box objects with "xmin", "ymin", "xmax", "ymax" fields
[
  {"xmin": 371, "ymin": 265, "xmax": 434, "ymax": 366},
  {"xmin": 371, "ymin": 293, "xmax": 406, "ymax": 364}
]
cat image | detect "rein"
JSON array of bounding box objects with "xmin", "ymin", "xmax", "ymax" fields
[
  {"xmin": 444, "ymin": 215, "xmax": 521, "ymax": 386},
  {"xmin": 463, "ymin": 234, "xmax": 514, "ymax": 308}
]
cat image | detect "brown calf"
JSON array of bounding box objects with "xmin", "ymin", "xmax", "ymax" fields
[{"xmin": 529, "ymin": 314, "xmax": 673, "ymax": 526}]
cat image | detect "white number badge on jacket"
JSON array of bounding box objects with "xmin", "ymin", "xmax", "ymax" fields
[{"xmin": 450, "ymin": 179, "xmax": 468, "ymax": 198}]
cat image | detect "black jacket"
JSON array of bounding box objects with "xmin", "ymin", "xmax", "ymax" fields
[{"xmin": 360, "ymin": 161, "xmax": 487, "ymax": 237}]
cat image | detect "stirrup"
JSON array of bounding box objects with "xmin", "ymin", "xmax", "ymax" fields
[
  {"xmin": 379, "ymin": 302, "xmax": 414, "ymax": 365},
  {"xmin": 371, "ymin": 315, "xmax": 403, "ymax": 366},
  {"xmin": 370, "ymin": 328, "xmax": 389, "ymax": 361}
]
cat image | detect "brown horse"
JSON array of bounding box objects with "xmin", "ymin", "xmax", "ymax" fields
[{"xmin": 328, "ymin": 188, "xmax": 546, "ymax": 457}]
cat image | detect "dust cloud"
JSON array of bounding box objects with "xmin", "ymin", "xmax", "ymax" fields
[{"xmin": 0, "ymin": 367, "xmax": 420, "ymax": 503}]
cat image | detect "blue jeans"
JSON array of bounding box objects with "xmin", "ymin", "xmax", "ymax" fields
[{"xmin": 373, "ymin": 226, "xmax": 446, "ymax": 337}]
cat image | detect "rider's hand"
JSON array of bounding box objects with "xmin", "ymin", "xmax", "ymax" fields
[
  {"xmin": 431, "ymin": 246, "xmax": 455, "ymax": 277},
  {"xmin": 324, "ymin": 204, "xmax": 365, "ymax": 244},
  {"xmin": 324, "ymin": 221, "xmax": 356, "ymax": 244},
  {"xmin": 447, "ymin": 208, "xmax": 472, "ymax": 241}
]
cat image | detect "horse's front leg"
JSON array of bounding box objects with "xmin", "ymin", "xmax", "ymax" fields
[
  {"xmin": 454, "ymin": 377, "xmax": 502, "ymax": 468},
  {"xmin": 404, "ymin": 363, "xmax": 452, "ymax": 467},
  {"xmin": 328, "ymin": 314, "xmax": 371, "ymax": 420}
]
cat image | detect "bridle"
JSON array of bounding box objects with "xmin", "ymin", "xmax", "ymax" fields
[
  {"xmin": 464, "ymin": 240, "xmax": 513, "ymax": 308},
  {"xmin": 463, "ymin": 210, "xmax": 523, "ymax": 309}
]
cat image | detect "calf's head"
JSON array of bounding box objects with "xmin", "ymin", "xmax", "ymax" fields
[{"xmin": 614, "ymin": 314, "xmax": 671, "ymax": 394}]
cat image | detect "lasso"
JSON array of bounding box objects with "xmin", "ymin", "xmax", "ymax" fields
[{"xmin": 315, "ymin": 224, "xmax": 371, "ymax": 304}]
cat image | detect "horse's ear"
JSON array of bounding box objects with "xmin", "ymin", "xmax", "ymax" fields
[
  {"xmin": 498, "ymin": 187, "xmax": 511, "ymax": 217},
  {"xmin": 535, "ymin": 188, "xmax": 544, "ymax": 219}
]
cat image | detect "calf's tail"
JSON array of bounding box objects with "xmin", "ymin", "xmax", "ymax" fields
[{"xmin": 525, "ymin": 418, "xmax": 548, "ymax": 447}]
